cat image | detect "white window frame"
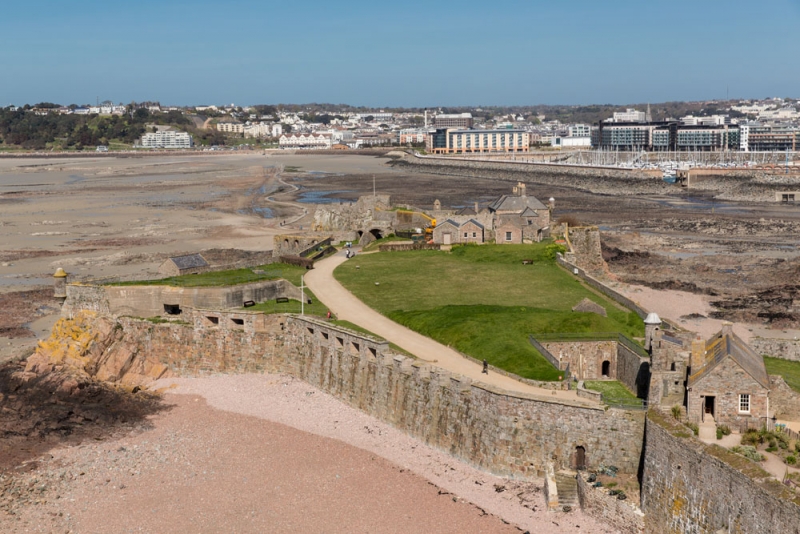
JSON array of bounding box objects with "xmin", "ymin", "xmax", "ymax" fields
[
  {"xmin": 505, "ymin": 231, "xmax": 512, "ymax": 241},
  {"xmin": 739, "ymin": 393, "xmax": 751, "ymax": 414}
]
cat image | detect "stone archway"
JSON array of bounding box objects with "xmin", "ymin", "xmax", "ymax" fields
[{"xmin": 601, "ymin": 360, "xmax": 610, "ymax": 377}]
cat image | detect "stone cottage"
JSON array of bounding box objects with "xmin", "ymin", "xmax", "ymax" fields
[
  {"xmin": 686, "ymin": 323, "xmax": 770, "ymax": 427},
  {"xmin": 432, "ymin": 219, "xmax": 485, "ymax": 245},
  {"xmin": 158, "ymin": 253, "xmax": 209, "ymax": 277},
  {"xmin": 487, "ymin": 182, "xmax": 551, "ymax": 243}
]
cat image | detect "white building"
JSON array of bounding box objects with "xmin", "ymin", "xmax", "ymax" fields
[
  {"xmin": 271, "ymin": 124, "xmax": 283, "ymax": 137},
  {"xmin": 140, "ymin": 131, "xmax": 194, "ymax": 149},
  {"xmin": 399, "ymin": 128, "xmax": 427, "ymax": 144},
  {"xmin": 567, "ymin": 124, "xmax": 591, "ymax": 137},
  {"xmin": 279, "ymin": 133, "xmax": 332, "ymax": 149},
  {"xmin": 217, "ymin": 122, "xmax": 245, "ymax": 134},
  {"xmin": 739, "ymin": 124, "xmax": 750, "ymax": 152},
  {"xmin": 612, "ymin": 108, "xmax": 647, "ymax": 123},
  {"xmin": 551, "ymin": 136, "xmax": 591, "ymax": 148},
  {"xmin": 681, "ymin": 115, "xmax": 729, "ymax": 126}
]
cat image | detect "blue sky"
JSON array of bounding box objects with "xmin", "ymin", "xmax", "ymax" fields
[{"xmin": 1, "ymin": 0, "xmax": 798, "ymax": 107}]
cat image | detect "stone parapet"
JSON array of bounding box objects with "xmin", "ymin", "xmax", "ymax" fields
[{"xmin": 641, "ymin": 411, "xmax": 800, "ymax": 533}]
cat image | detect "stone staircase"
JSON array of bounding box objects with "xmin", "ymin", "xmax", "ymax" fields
[{"xmin": 555, "ymin": 470, "xmax": 579, "ymax": 511}]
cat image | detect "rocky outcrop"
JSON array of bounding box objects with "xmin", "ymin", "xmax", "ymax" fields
[{"xmin": 23, "ymin": 311, "xmax": 172, "ymax": 389}]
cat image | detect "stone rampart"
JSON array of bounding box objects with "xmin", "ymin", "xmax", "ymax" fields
[
  {"xmin": 543, "ymin": 341, "xmax": 617, "ymax": 380},
  {"xmin": 751, "ymin": 336, "xmax": 800, "ymax": 361},
  {"xmin": 378, "ymin": 243, "xmax": 441, "ymax": 252},
  {"xmin": 641, "ymin": 411, "xmax": 800, "ymax": 533},
  {"xmin": 768, "ymin": 375, "xmax": 800, "ymax": 420},
  {"xmin": 617, "ymin": 343, "xmax": 650, "ymax": 399},
  {"xmin": 63, "ymin": 280, "xmax": 303, "ymax": 319},
  {"xmin": 91, "ymin": 310, "xmax": 645, "ymax": 477},
  {"xmin": 576, "ymin": 382, "xmax": 603, "ymax": 403},
  {"xmin": 576, "ymin": 472, "xmax": 645, "ymax": 533},
  {"xmin": 556, "ymin": 253, "xmax": 649, "ymax": 320}
]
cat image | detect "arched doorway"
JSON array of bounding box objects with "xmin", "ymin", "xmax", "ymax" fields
[
  {"xmin": 601, "ymin": 360, "xmax": 610, "ymax": 377},
  {"xmin": 369, "ymin": 228, "xmax": 383, "ymax": 240},
  {"xmin": 575, "ymin": 446, "xmax": 586, "ymax": 470}
]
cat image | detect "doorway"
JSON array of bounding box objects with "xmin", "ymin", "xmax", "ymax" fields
[
  {"xmin": 575, "ymin": 446, "xmax": 586, "ymax": 470},
  {"xmin": 443, "ymin": 233, "xmax": 451, "ymax": 245},
  {"xmin": 601, "ymin": 360, "xmax": 610, "ymax": 377},
  {"xmin": 704, "ymin": 396, "xmax": 715, "ymax": 422}
]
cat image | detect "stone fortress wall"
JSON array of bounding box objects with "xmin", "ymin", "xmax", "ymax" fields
[
  {"xmin": 63, "ymin": 280, "xmax": 305, "ymax": 319},
  {"xmin": 60, "ymin": 300, "xmax": 646, "ymax": 477},
  {"xmin": 641, "ymin": 412, "xmax": 800, "ymax": 533}
]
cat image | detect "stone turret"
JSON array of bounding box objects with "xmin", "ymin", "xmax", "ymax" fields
[
  {"xmin": 644, "ymin": 312, "xmax": 662, "ymax": 352},
  {"xmin": 53, "ymin": 267, "xmax": 68, "ymax": 300}
]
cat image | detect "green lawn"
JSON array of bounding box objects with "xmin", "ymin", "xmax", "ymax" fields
[
  {"xmin": 244, "ymin": 289, "xmax": 329, "ymax": 317},
  {"xmin": 764, "ymin": 356, "xmax": 800, "ymax": 393},
  {"xmin": 334, "ymin": 243, "xmax": 643, "ymax": 381},
  {"xmin": 584, "ymin": 380, "xmax": 639, "ymax": 402},
  {"xmin": 109, "ymin": 263, "xmax": 311, "ymax": 288}
]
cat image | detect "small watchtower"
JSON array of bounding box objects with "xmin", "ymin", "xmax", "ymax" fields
[
  {"xmin": 53, "ymin": 267, "xmax": 68, "ymax": 301},
  {"xmin": 644, "ymin": 312, "xmax": 662, "ymax": 353}
]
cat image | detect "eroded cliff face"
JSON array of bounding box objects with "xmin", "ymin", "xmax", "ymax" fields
[{"xmin": 23, "ymin": 311, "xmax": 172, "ymax": 390}]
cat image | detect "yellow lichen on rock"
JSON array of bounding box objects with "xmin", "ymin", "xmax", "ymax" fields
[
  {"xmin": 25, "ymin": 311, "xmax": 172, "ymax": 388},
  {"xmin": 26, "ymin": 311, "xmax": 104, "ymax": 376}
]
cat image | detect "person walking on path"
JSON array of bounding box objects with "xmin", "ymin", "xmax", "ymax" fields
[{"xmin": 482, "ymin": 359, "xmax": 489, "ymax": 374}]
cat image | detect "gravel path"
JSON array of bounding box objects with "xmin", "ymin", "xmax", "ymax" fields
[
  {"xmin": 4, "ymin": 374, "xmax": 615, "ymax": 533},
  {"xmin": 304, "ymin": 252, "xmax": 595, "ymax": 405}
]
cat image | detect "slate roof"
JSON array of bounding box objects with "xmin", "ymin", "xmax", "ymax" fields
[
  {"xmin": 168, "ymin": 253, "xmax": 209, "ymax": 270},
  {"xmin": 462, "ymin": 218, "xmax": 485, "ymax": 230},
  {"xmin": 487, "ymin": 194, "xmax": 547, "ymax": 213},
  {"xmin": 438, "ymin": 219, "xmax": 460, "ymax": 229},
  {"xmin": 688, "ymin": 330, "xmax": 770, "ymax": 389}
]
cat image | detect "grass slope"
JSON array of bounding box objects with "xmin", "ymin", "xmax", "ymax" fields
[
  {"xmin": 110, "ymin": 263, "xmax": 310, "ymax": 288},
  {"xmin": 765, "ymin": 356, "xmax": 800, "ymax": 393},
  {"xmin": 334, "ymin": 244, "xmax": 643, "ymax": 381},
  {"xmin": 584, "ymin": 380, "xmax": 639, "ymax": 402}
]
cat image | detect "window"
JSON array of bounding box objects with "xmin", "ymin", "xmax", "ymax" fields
[
  {"xmin": 505, "ymin": 231, "xmax": 512, "ymax": 241},
  {"xmin": 472, "ymin": 232, "xmax": 477, "ymax": 238},
  {"xmin": 464, "ymin": 232, "xmax": 468, "ymax": 238},
  {"xmin": 739, "ymin": 394, "xmax": 750, "ymax": 413}
]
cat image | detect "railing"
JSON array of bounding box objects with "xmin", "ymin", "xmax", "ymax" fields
[
  {"xmin": 602, "ymin": 397, "xmax": 648, "ymax": 411},
  {"xmin": 617, "ymin": 334, "xmax": 650, "ymax": 359},
  {"xmin": 528, "ymin": 335, "xmax": 569, "ymax": 381},
  {"xmin": 298, "ymin": 236, "xmax": 334, "ymax": 258}
]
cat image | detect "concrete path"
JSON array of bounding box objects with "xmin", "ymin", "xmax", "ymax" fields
[{"xmin": 304, "ymin": 251, "xmax": 595, "ymax": 405}]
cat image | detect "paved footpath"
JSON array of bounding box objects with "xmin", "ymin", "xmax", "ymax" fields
[{"xmin": 304, "ymin": 251, "xmax": 595, "ymax": 405}]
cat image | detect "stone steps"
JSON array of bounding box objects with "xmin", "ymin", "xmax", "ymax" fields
[{"xmin": 555, "ymin": 470, "xmax": 579, "ymax": 510}]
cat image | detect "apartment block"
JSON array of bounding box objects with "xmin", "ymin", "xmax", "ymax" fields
[
  {"xmin": 140, "ymin": 131, "xmax": 194, "ymax": 149},
  {"xmin": 433, "ymin": 113, "xmax": 474, "ymax": 129},
  {"xmin": 426, "ymin": 128, "xmax": 529, "ymax": 154}
]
